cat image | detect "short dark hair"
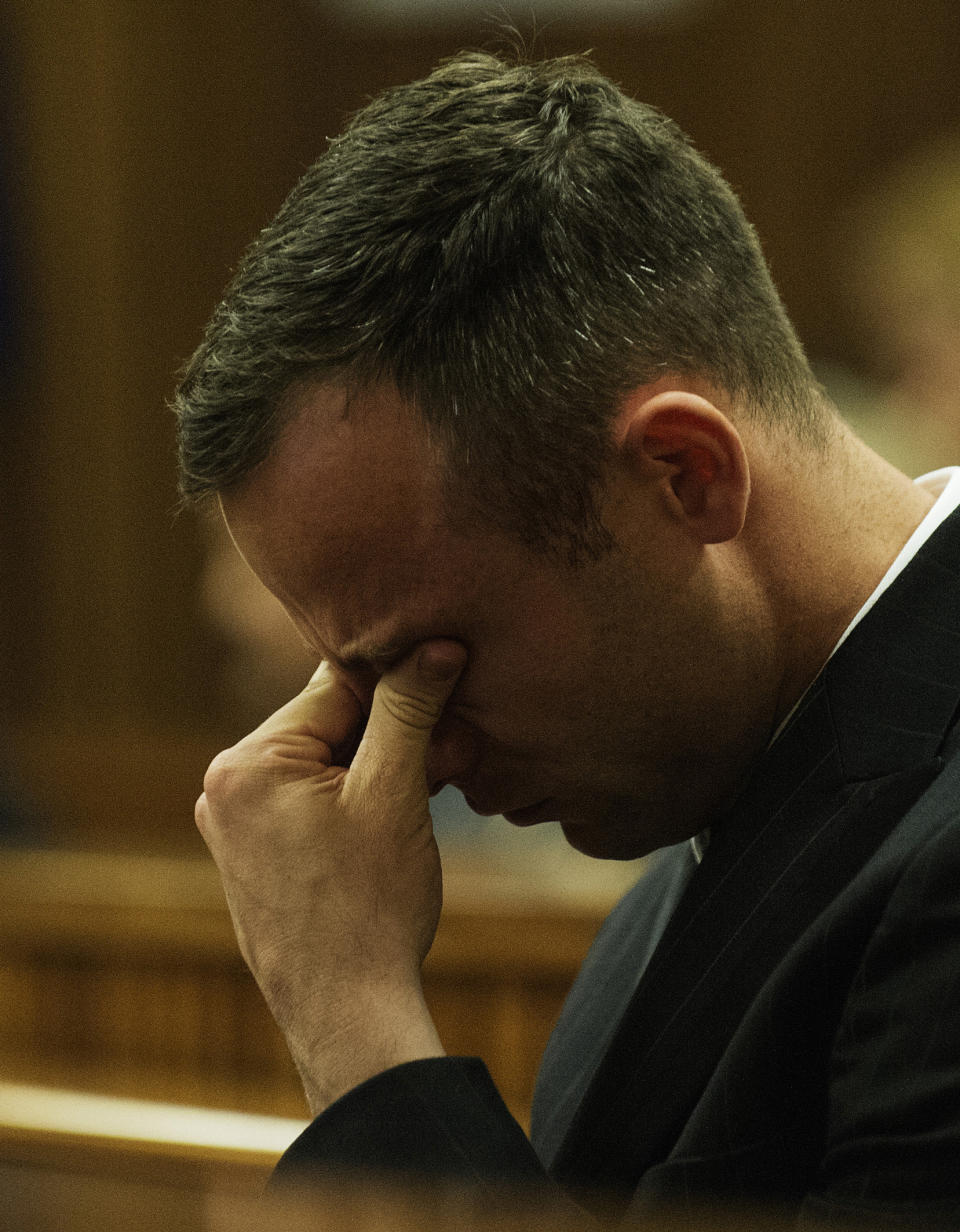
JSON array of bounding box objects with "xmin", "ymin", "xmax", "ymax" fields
[{"xmin": 173, "ymin": 51, "xmax": 821, "ymax": 558}]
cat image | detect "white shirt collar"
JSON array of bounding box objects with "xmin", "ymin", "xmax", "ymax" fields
[
  {"xmin": 768, "ymin": 466, "xmax": 960, "ymax": 748},
  {"xmin": 830, "ymin": 466, "xmax": 960, "ymax": 656}
]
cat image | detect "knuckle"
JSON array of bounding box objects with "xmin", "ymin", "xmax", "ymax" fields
[
  {"xmin": 201, "ymin": 746, "xmax": 247, "ymax": 803},
  {"xmin": 380, "ymin": 687, "xmax": 440, "ymax": 731},
  {"xmin": 194, "ymin": 792, "xmax": 209, "ymax": 834}
]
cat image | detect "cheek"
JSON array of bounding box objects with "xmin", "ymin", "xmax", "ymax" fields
[
  {"xmin": 451, "ymin": 637, "xmax": 568, "ymax": 745},
  {"xmin": 447, "ymin": 566, "xmax": 603, "ymax": 734}
]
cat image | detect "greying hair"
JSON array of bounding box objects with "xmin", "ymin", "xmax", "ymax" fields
[{"xmin": 173, "ymin": 52, "xmax": 821, "ymax": 558}]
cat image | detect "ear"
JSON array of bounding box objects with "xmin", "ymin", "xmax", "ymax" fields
[{"xmin": 615, "ymin": 389, "xmax": 750, "ymax": 544}]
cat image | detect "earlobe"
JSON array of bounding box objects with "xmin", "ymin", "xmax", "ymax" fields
[{"xmin": 616, "ymin": 390, "xmax": 751, "ymax": 545}]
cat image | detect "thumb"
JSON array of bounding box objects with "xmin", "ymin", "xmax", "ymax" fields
[{"xmin": 350, "ymin": 640, "xmax": 467, "ymax": 793}]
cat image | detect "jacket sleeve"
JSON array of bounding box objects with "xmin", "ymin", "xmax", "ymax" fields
[
  {"xmin": 799, "ymin": 810, "xmax": 960, "ymax": 1230},
  {"xmin": 270, "ymin": 1054, "xmax": 589, "ymax": 1219}
]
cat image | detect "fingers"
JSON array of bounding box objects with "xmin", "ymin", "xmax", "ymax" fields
[
  {"xmin": 350, "ymin": 639, "xmax": 467, "ymax": 793},
  {"xmin": 242, "ymin": 659, "xmax": 365, "ymax": 765}
]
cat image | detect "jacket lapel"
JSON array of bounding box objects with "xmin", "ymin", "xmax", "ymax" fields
[
  {"xmin": 531, "ymin": 838, "xmax": 698, "ymax": 1168},
  {"xmin": 545, "ymin": 506, "xmax": 960, "ymax": 1206}
]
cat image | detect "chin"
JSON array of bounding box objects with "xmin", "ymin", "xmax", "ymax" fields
[
  {"xmin": 559, "ymin": 820, "xmax": 656, "ymax": 861},
  {"xmin": 558, "ymin": 798, "xmax": 698, "ymax": 861}
]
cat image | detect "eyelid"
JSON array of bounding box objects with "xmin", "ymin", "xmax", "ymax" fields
[
  {"xmin": 331, "ymin": 650, "xmax": 405, "ymax": 689},
  {"xmin": 338, "ymin": 632, "xmax": 467, "ymax": 678},
  {"xmin": 339, "ymin": 642, "xmax": 414, "ymax": 675}
]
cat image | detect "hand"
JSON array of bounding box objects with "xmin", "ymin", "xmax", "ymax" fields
[{"xmin": 196, "ymin": 639, "xmax": 467, "ymax": 1113}]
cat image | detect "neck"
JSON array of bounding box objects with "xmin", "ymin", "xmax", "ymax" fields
[{"xmin": 747, "ymin": 415, "xmax": 937, "ymax": 730}]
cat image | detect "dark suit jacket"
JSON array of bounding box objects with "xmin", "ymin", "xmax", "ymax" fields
[{"xmin": 274, "ymin": 507, "xmax": 960, "ymax": 1228}]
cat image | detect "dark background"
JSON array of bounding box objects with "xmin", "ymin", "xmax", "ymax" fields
[{"xmin": 3, "ymin": 0, "xmax": 959, "ymax": 853}]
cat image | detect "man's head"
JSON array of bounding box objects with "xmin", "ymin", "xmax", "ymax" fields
[
  {"xmin": 174, "ymin": 51, "xmax": 823, "ymax": 561},
  {"xmin": 175, "ymin": 54, "xmax": 854, "ymax": 857}
]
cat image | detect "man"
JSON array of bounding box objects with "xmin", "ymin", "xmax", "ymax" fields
[{"xmin": 173, "ymin": 53, "xmax": 960, "ymax": 1227}]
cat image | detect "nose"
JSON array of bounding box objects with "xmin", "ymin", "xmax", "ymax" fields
[{"xmin": 426, "ymin": 713, "xmax": 482, "ymax": 796}]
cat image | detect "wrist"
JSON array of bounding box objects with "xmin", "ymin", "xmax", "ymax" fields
[{"xmin": 288, "ymin": 981, "xmax": 445, "ymax": 1116}]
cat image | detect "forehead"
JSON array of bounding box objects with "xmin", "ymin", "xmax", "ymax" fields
[
  {"xmin": 219, "ymin": 381, "xmax": 484, "ymax": 651},
  {"xmin": 226, "ymin": 380, "xmax": 442, "ymax": 550}
]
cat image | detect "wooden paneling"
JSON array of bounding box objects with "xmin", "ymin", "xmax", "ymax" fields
[
  {"xmin": 0, "ymin": 849, "xmax": 630, "ymax": 1126},
  {"xmin": 7, "ymin": 718, "xmax": 217, "ymax": 853}
]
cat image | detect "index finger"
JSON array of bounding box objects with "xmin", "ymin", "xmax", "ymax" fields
[{"xmin": 243, "ymin": 659, "xmax": 365, "ymax": 764}]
